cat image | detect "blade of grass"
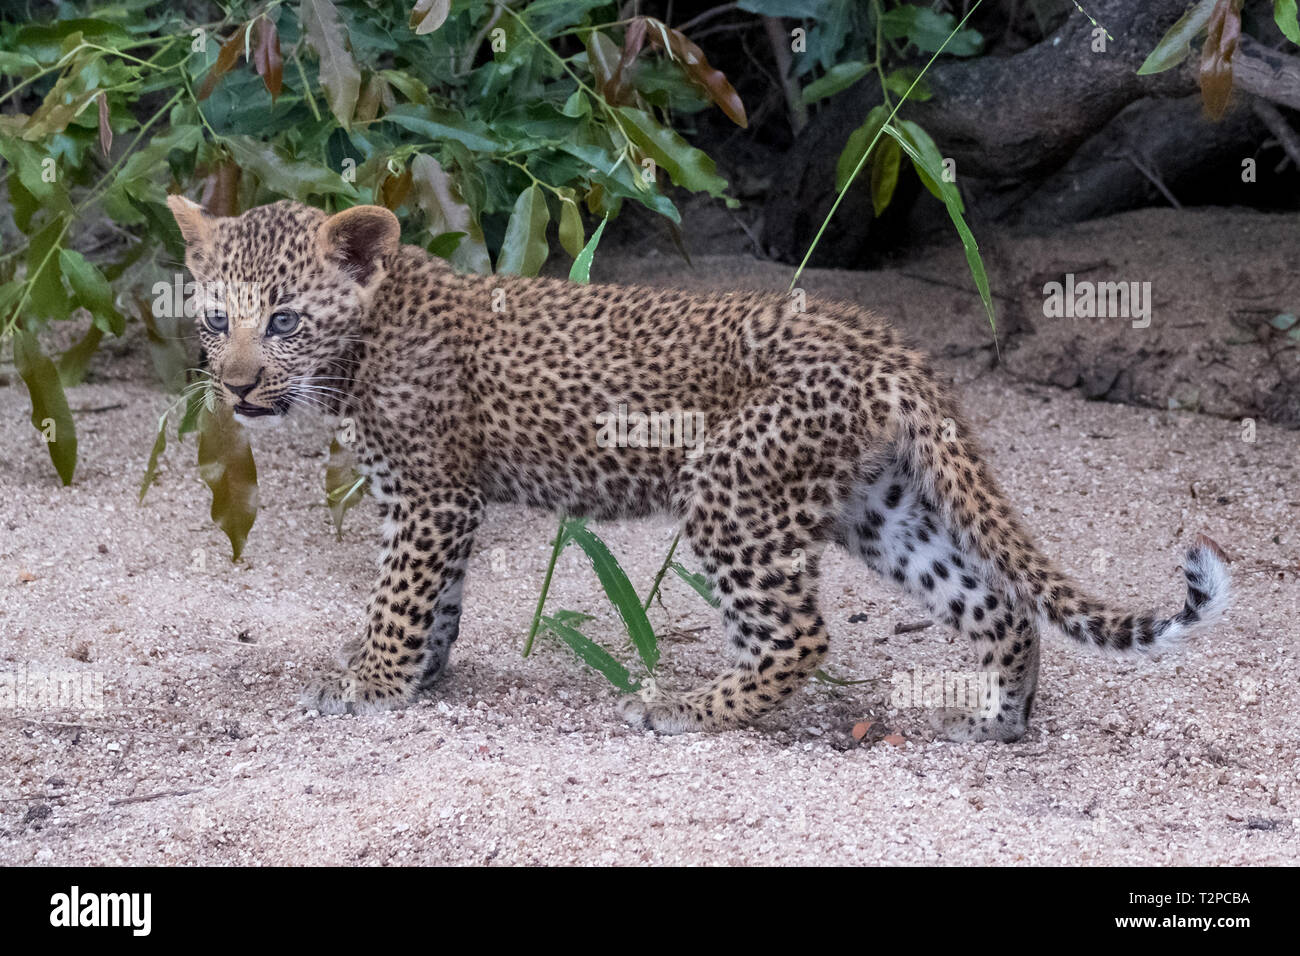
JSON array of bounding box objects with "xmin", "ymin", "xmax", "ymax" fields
[
  {"xmin": 788, "ymin": 0, "xmax": 990, "ymax": 323},
  {"xmin": 642, "ymin": 532, "xmax": 681, "ymax": 611},
  {"xmin": 885, "ymin": 121, "xmax": 995, "ymax": 339},
  {"xmin": 669, "ymin": 561, "xmax": 720, "ymax": 609},
  {"xmin": 523, "ymin": 520, "xmax": 572, "ymax": 657},
  {"xmin": 564, "ymin": 518, "xmax": 660, "ymax": 673},
  {"xmin": 540, "ymin": 614, "xmax": 639, "ymax": 692}
]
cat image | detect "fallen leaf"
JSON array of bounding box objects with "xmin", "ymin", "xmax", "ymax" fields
[
  {"xmin": 18, "ymin": 569, "xmax": 37, "ymax": 583},
  {"xmin": 852, "ymin": 720, "xmax": 875, "ymax": 741}
]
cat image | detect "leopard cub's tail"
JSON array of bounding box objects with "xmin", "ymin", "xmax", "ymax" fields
[
  {"xmin": 1037, "ymin": 534, "xmax": 1230, "ymax": 654},
  {"xmin": 899, "ymin": 392, "xmax": 1230, "ymax": 655}
]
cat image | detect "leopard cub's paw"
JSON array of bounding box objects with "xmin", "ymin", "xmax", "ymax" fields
[
  {"xmin": 300, "ymin": 669, "xmax": 410, "ymax": 716},
  {"xmin": 618, "ymin": 685, "xmax": 703, "ymax": 735},
  {"xmin": 929, "ymin": 708, "xmax": 1027, "ymax": 743},
  {"xmin": 333, "ymin": 637, "xmax": 365, "ymax": 670}
]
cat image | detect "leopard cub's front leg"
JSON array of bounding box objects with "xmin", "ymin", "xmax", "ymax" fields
[{"xmin": 302, "ymin": 487, "xmax": 483, "ymax": 715}]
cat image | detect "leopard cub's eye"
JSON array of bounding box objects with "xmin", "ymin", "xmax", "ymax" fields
[
  {"xmin": 268, "ymin": 309, "xmax": 301, "ymax": 336},
  {"xmin": 204, "ymin": 310, "xmax": 229, "ymax": 334}
]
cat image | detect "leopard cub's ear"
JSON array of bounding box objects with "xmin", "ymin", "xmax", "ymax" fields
[
  {"xmin": 166, "ymin": 194, "xmax": 216, "ymax": 272},
  {"xmin": 318, "ymin": 205, "xmax": 401, "ymax": 294}
]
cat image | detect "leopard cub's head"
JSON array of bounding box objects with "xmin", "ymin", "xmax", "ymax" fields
[{"xmin": 166, "ymin": 197, "xmax": 399, "ymax": 426}]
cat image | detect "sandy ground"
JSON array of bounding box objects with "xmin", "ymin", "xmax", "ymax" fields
[{"xmin": 2, "ymin": 237, "xmax": 1299, "ymax": 865}]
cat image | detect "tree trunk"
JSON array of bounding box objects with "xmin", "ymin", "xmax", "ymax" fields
[{"xmin": 760, "ymin": 0, "xmax": 1294, "ymax": 264}]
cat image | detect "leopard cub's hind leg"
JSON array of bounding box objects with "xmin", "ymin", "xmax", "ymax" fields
[
  {"xmin": 841, "ymin": 465, "xmax": 1040, "ymax": 742},
  {"xmin": 618, "ymin": 392, "xmax": 857, "ymax": 733}
]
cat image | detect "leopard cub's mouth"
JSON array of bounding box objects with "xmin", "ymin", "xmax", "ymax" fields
[
  {"xmin": 233, "ymin": 401, "xmax": 277, "ymax": 418},
  {"xmin": 232, "ymin": 396, "xmax": 291, "ymax": 427}
]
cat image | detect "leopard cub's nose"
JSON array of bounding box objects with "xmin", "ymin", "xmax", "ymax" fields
[{"xmin": 224, "ymin": 368, "xmax": 264, "ymax": 400}]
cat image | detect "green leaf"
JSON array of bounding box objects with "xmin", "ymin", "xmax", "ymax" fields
[
  {"xmin": 870, "ymin": 136, "xmax": 901, "ymax": 217},
  {"xmin": 895, "ymin": 118, "xmax": 960, "ymax": 212},
  {"xmin": 558, "ymin": 198, "xmax": 584, "ymax": 259},
  {"xmin": 59, "ymin": 248, "xmax": 124, "ymax": 335},
  {"xmin": 737, "ymin": 0, "xmax": 828, "ymax": 16},
  {"xmin": 427, "ymin": 231, "xmax": 466, "ymax": 258},
  {"xmin": 668, "ymin": 562, "xmax": 720, "ymax": 609},
  {"xmin": 801, "ymin": 61, "xmax": 870, "ymax": 104},
  {"xmin": 886, "ymin": 121, "xmax": 994, "ymax": 335},
  {"xmin": 325, "ymin": 437, "xmax": 366, "ymax": 539},
  {"xmin": 568, "ymin": 214, "xmax": 608, "ymax": 283},
  {"xmin": 883, "ymin": 67, "xmax": 933, "ymax": 103},
  {"xmin": 0, "ymin": 134, "xmax": 71, "ymax": 213},
  {"xmin": 1270, "ymin": 312, "xmax": 1298, "ymax": 331},
  {"xmin": 56, "ymin": 323, "xmax": 104, "ymax": 387},
  {"xmin": 24, "ymin": 215, "xmax": 72, "ymax": 322},
  {"xmin": 139, "ymin": 411, "xmax": 168, "ymax": 503},
  {"xmin": 553, "ymin": 135, "xmax": 681, "ymax": 222},
  {"xmin": 835, "ymin": 104, "xmax": 889, "ymax": 193},
  {"xmin": 1138, "ymin": 0, "xmax": 1217, "ymax": 75},
  {"xmin": 301, "ymin": 0, "xmax": 362, "ymax": 129},
  {"xmin": 409, "ymin": 153, "xmax": 491, "ymax": 274},
  {"xmin": 177, "ymin": 386, "xmax": 208, "ymax": 440},
  {"xmin": 109, "ymin": 123, "xmax": 203, "ymax": 208},
  {"xmin": 197, "ymin": 405, "xmax": 259, "ymax": 561},
  {"xmin": 380, "ymin": 69, "xmax": 430, "ymax": 105},
  {"xmin": 540, "ymin": 615, "xmax": 638, "ymax": 692},
  {"xmin": 0, "ymin": 50, "xmax": 40, "ymax": 75},
  {"xmin": 880, "ymin": 5, "xmax": 984, "ymax": 56},
  {"xmin": 1277, "ymin": 0, "xmax": 1300, "ymax": 45},
  {"xmin": 562, "ymin": 518, "xmax": 660, "ymax": 673},
  {"xmin": 9, "ymin": 19, "xmax": 130, "ymax": 64},
  {"xmin": 496, "ymin": 184, "xmax": 550, "ymax": 276},
  {"xmin": 134, "ymin": 293, "xmax": 189, "ymax": 394},
  {"xmin": 13, "ymin": 329, "xmax": 78, "ymax": 485},
  {"xmin": 562, "ymin": 90, "xmax": 591, "ymax": 117},
  {"xmin": 550, "ymin": 609, "xmax": 596, "ymax": 627},
  {"xmin": 224, "ymin": 135, "xmax": 359, "ymax": 201},
  {"xmin": 383, "ymin": 105, "xmax": 504, "ymax": 153},
  {"xmin": 616, "ymin": 106, "xmax": 733, "ymax": 202}
]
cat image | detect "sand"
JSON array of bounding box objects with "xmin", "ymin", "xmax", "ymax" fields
[{"xmin": 2, "ymin": 220, "xmax": 1298, "ymax": 866}]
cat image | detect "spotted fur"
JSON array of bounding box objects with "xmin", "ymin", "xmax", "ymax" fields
[{"xmin": 168, "ymin": 197, "xmax": 1231, "ymax": 742}]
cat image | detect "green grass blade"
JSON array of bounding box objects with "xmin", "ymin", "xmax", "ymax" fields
[
  {"xmin": 541, "ymin": 615, "xmax": 639, "ymax": 692},
  {"xmin": 524, "ymin": 520, "xmax": 572, "ymax": 657},
  {"xmin": 885, "ymin": 121, "xmax": 995, "ymax": 338},
  {"xmin": 568, "ymin": 214, "xmax": 609, "ymax": 284},
  {"xmin": 563, "ymin": 518, "xmax": 660, "ymax": 672},
  {"xmin": 669, "ymin": 561, "xmax": 720, "ymax": 609},
  {"xmin": 813, "ymin": 668, "xmax": 873, "ymax": 687},
  {"xmin": 789, "ymin": 0, "xmax": 987, "ymax": 291}
]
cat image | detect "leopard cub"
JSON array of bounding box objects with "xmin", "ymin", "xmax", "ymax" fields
[{"xmin": 168, "ymin": 196, "xmax": 1229, "ymax": 742}]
